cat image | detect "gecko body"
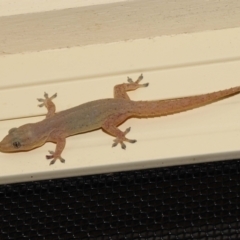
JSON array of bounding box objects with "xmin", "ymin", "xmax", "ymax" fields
[{"xmin": 0, "ymin": 74, "xmax": 240, "ymax": 165}]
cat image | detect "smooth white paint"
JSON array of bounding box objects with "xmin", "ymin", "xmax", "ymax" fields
[{"xmin": 0, "ymin": 28, "xmax": 240, "ymax": 184}]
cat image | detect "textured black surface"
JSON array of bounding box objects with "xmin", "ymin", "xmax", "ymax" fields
[{"xmin": 0, "ymin": 159, "xmax": 240, "ymax": 240}]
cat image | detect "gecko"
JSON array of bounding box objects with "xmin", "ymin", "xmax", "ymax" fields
[{"xmin": 0, "ymin": 74, "xmax": 240, "ymax": 165}]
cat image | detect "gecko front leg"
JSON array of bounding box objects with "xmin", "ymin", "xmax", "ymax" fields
[
  {"xmin": 46, "ymin": 130, "xmax": 66, "ymax": 165},
  {"xmin": 37, "ymin": 92, "xmax": 57, "ymax": 118},
  {"xmin": 37, "ymin": 92, "xmax": 66, "ymax": 164}
]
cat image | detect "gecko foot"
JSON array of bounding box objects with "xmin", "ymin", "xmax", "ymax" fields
[
  {"xmin": 127, "ymin": 74, "xmax": 149, "ymax": 88},
  {"xmin": 37, "ymin": 92, "xmax": 57, "ymax": 118},
  {"xmin": 46, "ymin": 150, "xmax": 65, "ymax": 165},
  {"xmin": 112, "ymin": 127, "xmax": 137, "ymax": 149},
  {"xmin": 37, "ymin": 92, "xmax": 57, "ymax": 108}
]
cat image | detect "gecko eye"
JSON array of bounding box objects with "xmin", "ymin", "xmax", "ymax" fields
[{"xmin": 12, "ymin": 141, "xmax": 21, "ymax": 149}]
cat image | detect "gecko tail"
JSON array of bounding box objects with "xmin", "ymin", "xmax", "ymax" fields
[{"xmin": 133, "ymin": 86, "xmax": 240, "ymax": 117}]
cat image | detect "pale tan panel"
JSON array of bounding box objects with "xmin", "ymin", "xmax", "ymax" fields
[
  {"xmin": 0, "ymin": 0, "xmax": 126, "ymax": 16},
  {"xmin": 0, "ymin": 62, "xmax": 240, "ymax": 184},
  {"xmin": 1, "ymin": 28, "xmax": 240, "ymax": 89},
  {"xmin": 0, "ymin": 0, "xmax": 240, "ymax": 54},
  {"xmin": 1, "ymin": 60, "xmax": 240, "ymax": 120},
  {"xmin": 0, "ymin": 28, "xmax": 240, "ymax": 184}
]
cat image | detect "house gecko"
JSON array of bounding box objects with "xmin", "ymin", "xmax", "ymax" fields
[{"xmin": 0, "ymin": 74, "xmax": 240, "ymax": 165}]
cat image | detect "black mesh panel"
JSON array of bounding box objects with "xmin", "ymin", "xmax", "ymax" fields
[{"xmin": 0, "ymin": 159, "xmax": 240, "ymax": 239}]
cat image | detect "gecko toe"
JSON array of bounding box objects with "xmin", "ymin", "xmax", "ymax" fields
[
  {"xmin": 46, "ymin": 150, "xmax": 54, "ymax": 159},
  {"xmin": 135, "ymin": 74, "xmax": 143, "ymax": 83},
  {"xmin": 127, "ymin": 77, "xmax": 134, "ymax": 83},
  {"xmin": 49, "ymin": 159, "xmax": 56, "ymax": 165},
  {"xmin": 51, "ymin": 93, "xmax": 57, "ymax": 99},
  {"xmin": 121, "ymin": 142, "xmax": 126, "ymax": 149}
]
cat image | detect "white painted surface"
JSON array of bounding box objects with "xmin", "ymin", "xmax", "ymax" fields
[{"xmin": 0, "ymin": 28, "xmax": 240, "ymax": 184}]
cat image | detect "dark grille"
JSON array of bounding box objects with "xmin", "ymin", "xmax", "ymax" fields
[{"xmin": 0, "ymin": 159, "xmax": 240, "ymax": 240}]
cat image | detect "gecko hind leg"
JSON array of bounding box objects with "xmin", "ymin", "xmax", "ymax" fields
[
  {"xmin": 37, "ymin": 92, "xmax": 57, "ymax": 118},
  {"xmin": 114, "ymin": 74, "xmax": 149, "ymax": 100},
  {"xmin": 102, "ymin": 114, "xmax": 137, "ymax": 149}
]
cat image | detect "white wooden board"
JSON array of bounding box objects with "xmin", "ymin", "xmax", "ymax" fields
[{"xmin": 0, "ymin": 28, "xmax": 240, "ymax": 184}]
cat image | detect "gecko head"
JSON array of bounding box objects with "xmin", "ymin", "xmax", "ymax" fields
[{"xmin": 0, "ymin": 124, "xmax": 46, "ymax": 153}]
